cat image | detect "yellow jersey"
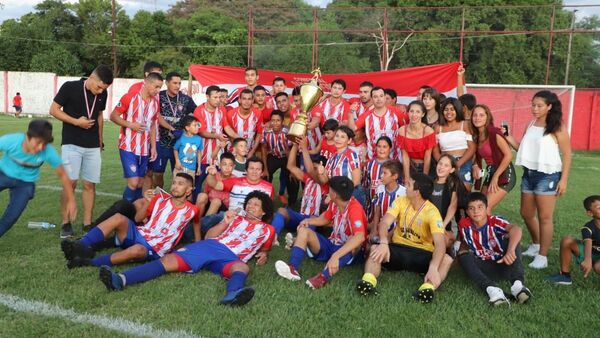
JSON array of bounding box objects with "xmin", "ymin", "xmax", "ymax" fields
[{"xmin": 387, "ymin": 196, "xmax": 444, "ymax": 252}]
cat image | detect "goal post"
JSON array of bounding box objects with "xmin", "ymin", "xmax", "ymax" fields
[{"xmin": 465, "ymin": 84, "xmax": 576, "ymax": 139}]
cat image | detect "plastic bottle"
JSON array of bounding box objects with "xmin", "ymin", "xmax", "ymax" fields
[{"xmin": 27, "ymin": 221, "xmax": 56, "ymax": 229}]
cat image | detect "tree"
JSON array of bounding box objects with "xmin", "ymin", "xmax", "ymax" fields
[{"xmin": 30, "ymin": 45, "xmax": 83, "ymax": 75}]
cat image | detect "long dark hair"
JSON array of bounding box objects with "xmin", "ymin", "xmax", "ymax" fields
[
  {"xmin": 533, "ymin": 90, "xmax": 562, "ymax": 135},
  {"xmin": 439, "ymin": 97, "xmax": 464, "ymax": 125},
  {"xmin": 407, "ymin": 100, "xmax": 428, "ymax": 124}
]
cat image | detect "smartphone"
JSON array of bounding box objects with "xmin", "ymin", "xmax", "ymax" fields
[{"xmin": 501, "ymin": 120, "xmax": 509, "ymax": 136}]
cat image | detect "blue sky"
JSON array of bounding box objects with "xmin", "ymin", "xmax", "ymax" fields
[{"xmin": 1, "ymin": 0, "xmax": 599, "ymax": 23}]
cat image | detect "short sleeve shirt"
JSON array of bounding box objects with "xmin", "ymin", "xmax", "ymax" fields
[
  {"xmin": 53, "ymin": 79, "xmax": 107, "ymax": 148},
  {"xmin": 459, "ymin": 216, "xmax": 510, "ymax": 261},
  {"xmin": 0, "ymin": 133, "xmax": 62, "ymax": 182},
  {"xmin": 173, "ymin": 134, "xmax": 204, "ymax": 171},
  {"xmin": 582, "ymin": 220, "xmax": 600, "ymax": 251},
  {"xmin": 158, "ymin": 90, "xmax": 196, "ymax": 148},
  {"xmin": 388, "ymin": 197, "xmax": 444, "ymax": 252},
  {"xmin": 322, "ymin": 197, "xmax": 367, "ymax": 246},
  {"xmin": 221, "ymin": 177, "xmax": 274, "ymax": 210}
]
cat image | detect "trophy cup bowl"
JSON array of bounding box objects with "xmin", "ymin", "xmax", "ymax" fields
[{"xmin": 288, "ymin": 78, "xmax": 323, "ymax": 144}]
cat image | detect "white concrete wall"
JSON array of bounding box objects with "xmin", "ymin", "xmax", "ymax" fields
[{"xmin": 0, "ymin": 71, "xmax": 206, "ymax": 119}]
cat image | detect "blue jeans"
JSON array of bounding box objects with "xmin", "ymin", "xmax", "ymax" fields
[
  {"xmin": 0, "ymin": 170, "xmax": 35, "ymax": 238},
  {"xmin": 352, "ymin": 185, "xmax": 367, "ymax": 210}
]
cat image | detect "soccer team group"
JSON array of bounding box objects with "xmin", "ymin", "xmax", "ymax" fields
[{"xmin": 0, "ymin": 61, "xmax": 598, "ymax": 307}]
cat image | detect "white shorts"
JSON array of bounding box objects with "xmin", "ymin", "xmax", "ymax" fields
[{"xmin": 61, "ymin": 144, "xmax": 101, "ymax": 183}]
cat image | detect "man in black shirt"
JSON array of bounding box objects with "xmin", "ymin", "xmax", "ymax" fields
[
  {"xmin": 50, "ymin": 65, "xmax": 114, "ymax": 238},
  {"xmin": 153, "ymin": 71, "xmax": 197, "ymax": 188}
]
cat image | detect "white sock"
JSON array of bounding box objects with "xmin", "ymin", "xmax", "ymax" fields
[{"xmin": 529, "ymin": 244, "xmax": 540, "ymax": 250}]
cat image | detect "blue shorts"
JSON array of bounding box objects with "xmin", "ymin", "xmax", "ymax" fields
[
  {"xmin": 151, "ymin": 144, "xmax": 175, "ymax": 173},
  {"xmin": 521, "ymin": 167, "xmax": 561, "ymax": 195},
  {"xmin": 307, "ymin": 231, "xmax": 355, "ymax": 265},
  {"xmin": 174, "ymin": 239, "xmax": 240, "ymax": 276},
  {"xmin": 453, "ymin": 156, "xmax": 473, "ymax": 184},
  {"xmin": 114, "ymin": 220, "xmax": 158, "ymax": 261},
  {"xmin": 119, "ymin": 150, "xmax": 149, "ymax": 178}
]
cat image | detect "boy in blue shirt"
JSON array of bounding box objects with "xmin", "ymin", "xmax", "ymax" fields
[
  {"xmin": 174, "ymin": 115, "xmax": 203, "ymax": 179},
  {"xmin": 545, "ymin": 195, "xmax": 600, "ymax": 285},
  {"xmin": 0, "ymin": 119, "xmax": 76, "ymax": 238}
]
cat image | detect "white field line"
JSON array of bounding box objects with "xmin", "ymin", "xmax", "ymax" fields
[
  {"xmin": 37, "ymin": 185, "xmax": 121, "ymax": 198},
  {"xmin": 0, "ymin": 292, "xmax": 200, "ymax": 338}
]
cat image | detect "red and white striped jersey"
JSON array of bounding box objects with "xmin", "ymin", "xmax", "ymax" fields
[
  {"xmin": 115, "ymin": 91, "xmax": 159, "ymax": 156},
  {"xmin": 194, "ymin": 104, "xmax": 228, "ymax": 165},
  {"xmin": 140, "ymin": 193, "xmax": 199, "ymax": 257},
  {"xmin": 355, "ymin": 109, "xmax": 399, "ymax": 160},
  {"xmin": 363, "ymin": 159, "xmax": 386, "ymax": 200},
  {"xmin": 349, "ymin": 98, "xmax": 373, "ymax": 121},
  {"xmin": 319, "ymin": 137, "xmax": 336, "ymax": 159},
  {"xmin": 261, "ymin": 127, "xmax": 290, "ymax": 158},
  {"xmin": 372, "ymin": 184, "xmax": 406, "ymax": 229},
  {"xmin": 326, "ymin": 148, "xmax": 360, "ymax": 181},
  {"xmin": 216, "ymin": 215, "xmax": 275, "ymax": 262},
  {"xmin": 222, "ymin": 177, "xmax": 275, "ymax": 211},
  {"xmin": 318, "ymin": 98, "xmax": 349, "ymax": 124},
  {"xmin": 227, "ymin": 107, "xmax": 263, "ymax": 150},
  {"xmin": 322, "ymin": 197, "xmax": 367, "ymax": 246},
  {"xmin": 300, "ymin": 173, "xmax": 329, "ymax": 216}
]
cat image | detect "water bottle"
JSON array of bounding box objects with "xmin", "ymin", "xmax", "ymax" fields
[{"xmin": 27, "ymin": 221, "xmax": 56, "ymax": 229}]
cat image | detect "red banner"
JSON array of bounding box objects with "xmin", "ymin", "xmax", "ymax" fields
[{"xmin": 188, "ymin": 62, "xmax": 460, "ymax": 103}]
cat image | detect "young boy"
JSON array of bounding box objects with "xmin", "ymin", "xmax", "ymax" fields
[
  {"xmin": 231, "ymin": 138, "xmax": 248, "ymax": 177},
  {"xmin": 312, "ymin": 118, "xmax": 338, "ymax": 159},
  {"xmin": 99, "ymin": 191, "xmax": 275, "ymax": 307},
  {"xmin": 275, "ymin": 176, "xmax": 366, "ymax": 289},
  {"xmin": 173, "ymin": 115, "xmax": 203, "ymax": 178},
  {"xmin": 545, "ymin": 195, "xmax": 600, "ymax": 285},
  {"xmin": 197, "ymin": 152, "xmax": 235, "ymax": 217},
  {"xmin": 457, "ymin": 192, "xmax": 531, "ymax": 306},
  {"xmin": 0, "ymin": 120, "xmax": 76, "ymax": 238},
  {"xmin": 369, "ymin": 160, "xmax": 406, "ymax": 239},
  {"xmin": 261, "ymin": 110, "xmax": 296, "ymax": 205}
]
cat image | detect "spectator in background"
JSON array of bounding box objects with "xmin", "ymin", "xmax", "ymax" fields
[
  {"xmin": 50, "ymin": 65, "xmax": 114, "ymax": 238},
  {"xmin": 12, "ymin": 93, "xmax": 22, "ymax": 118}
]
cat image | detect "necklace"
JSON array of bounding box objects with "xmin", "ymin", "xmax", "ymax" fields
[
  {"xmin": 403, "ymin": 200, "xmax": 427, "ymax": 238},
  {"xmin": 83, "ymin": 80, "xmax": 97, "ymax": 120}
]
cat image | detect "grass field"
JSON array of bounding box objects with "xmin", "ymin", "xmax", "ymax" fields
[{"xmin": 0, "ymin": 115, "xmax": 599, "ymax": 337}]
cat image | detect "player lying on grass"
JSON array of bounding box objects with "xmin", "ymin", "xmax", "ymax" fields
[
  {"xmin": 60, "ymin": 173, "xmax": 199, "ymax": 268},
  {"xmin": 0, "ymin": 119, "xmax": 76, "ymax": 238},
  {"xmin": 275, "ymin": 176, "xmax": 366, "ymax": 289},
  {"xmin": 356, "ymin": 173, "xmax": 453, "ymax": 303},
  {"xmin": 457, "ymin": 192, "xmax": 532, "ymax": 306},
  {"xmin": 545, "ymin": 195, "xmax": 600, "ymax": 285},
  {"xmin": 99, "ymin": 191, "xmax": 275, "ymax": 306}
]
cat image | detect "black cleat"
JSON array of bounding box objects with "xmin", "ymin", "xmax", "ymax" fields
[
  {"xmin": 356, "ymin": 279, "xmax": 379, "ymax": 296},
  {"xmin": 59, "ymin": 223, "xmax": 75, "ymax": 239},
  {"xmin": 67, "ymin": 256, "xmax": 91, "ymax": 269},
  {"xmin": 61, "ymin": 240, "xmax": 76, "ymax": 261},
  {"xmin": 219, "ymin": 287, "xmax": 255, "ymax": 306},
  {"xmin": 99, "ymin": 266, "xmax": 124, "ymax": 291},
  {"xmin": 72, "ymin": 241, "xmax": 95, "ymax": 259}
]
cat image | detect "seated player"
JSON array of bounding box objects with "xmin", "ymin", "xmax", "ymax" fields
[
  {"xmin": 369, "ymin": 160, "xmax": 406, "ymax": 240},
  {"xmin": 60, "ymin": 173, "xmax": 199, "ymax": 268},
  {"xmin": 272, "ymin": 136, "xmax": 329, "ymax": 236},
  {"xmin": 356, "ymin": 173, "xmax": 453, "ymax": 303},
  {"xmin": 196, "ymin": 152, "xmax": 235, "ymax": 217},
  {"xmin": 99, "ymin": 191, "xmax": 275, "ymax": 307},
  {"xmin": 457, "ymin": 192, "xmax": 531, "ymax": 306},
  {"xmin": 0, "ymin": 120, "xmax": 76, "ymax": 238},
  {"xmin": 275, "ymin": 176, "xmax": 366, "ymax": 289},
  {"xmin": 545, "ymin": 195, "xmax": 600, "ymax": 285}
]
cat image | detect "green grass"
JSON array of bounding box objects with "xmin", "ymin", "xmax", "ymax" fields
[{"xmin": 1, "ymin": 115, "xmax": 599, "ymax": 337}]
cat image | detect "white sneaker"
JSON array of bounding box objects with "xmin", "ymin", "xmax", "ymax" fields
[
  {"xmin": 284, "ymin": 232, "xmax": 295, "ymax": 250},
  {"xmin": 272, "ymin": 237, "xmax": 280, "ymax": 247},
  {"xmin": 275, "ymin": 260, "xmax": 301, "ymax": 281},
  {"xmin": 522, "ymin": 244, "xmax": 540, "ymax": 257},
  {"xmin": 486, "ymin": 286, "xmax": 510, "ymax": 306},
  {"xmin": 510, "ymin": 280, "xmax": 532, "ymax": 304},
  {"xmin": 528, "ymin": 254, "xmax": 548, "ymax": 269}
]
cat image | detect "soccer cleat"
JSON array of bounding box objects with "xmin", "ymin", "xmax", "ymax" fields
[
  {"xmin": 544, "ymin": 273, "xmax": 573, "ymax": 285},
  {"xmin": 356, "ymin": 279, "xmax": 379, "ymax": 296},
  {"xmin": 275, "ymin": 260, "xmax": 301, "ymax": 281},
  {"xmin": 60, "ymin": 239, "xmax": 76, "ymax": 261},
  {"xmin": 67, "ymin": 256, "xmax": 91, "ymax": 269},
  {"xmin": 219, "ymin": 286, "xmax": 255, "ymax": 306},
  {"xmin": 528, "ymin": 254, "xmax": 548, "ymax": 269},
  {"xmin": 284, "ymin": 233, "xmax": 295, "ymax": 250},
  {"xmin": 73, "ymin": 241, "xmax": 95, "ymax": 259},
  {"xmin": 305, "ymin": 273, "xmax": 328, "ymax": 289},
  {"xmin": 412, "ymin": 283, "xmax": 435, "ymax": 303},
  {"xmin": 59, "ymin": 223, "xmax": 74, "ymax": 239},
  {"xmin": 99, "ymin": 266, "xmax": 124, "ymax": 291},
  {"xmin": 522, "ymin": 244, "xmax": 540, "ymax": 257},
  {"xmin": 486, "ymin": 286, "xmax": 510, "ymax": 307},
  {"xmin": 510, "ymin": 281, "xmax": 532, "ymax": 304}
]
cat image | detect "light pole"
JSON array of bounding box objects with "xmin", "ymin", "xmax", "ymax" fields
[
  {"xmin": 564, "ymin": 9, "xmax": 578, "ymax": 85},
  {"xmin": 111, "ymin": 0, "xmax": 118, "ymax": 76}
]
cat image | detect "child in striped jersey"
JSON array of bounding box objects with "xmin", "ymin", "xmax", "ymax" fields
[
  {"xmin": 457, "ymin": 192, "xmax": 531, "ymax": 306},
  {"xmin": 363, "ymin": 136, "xmax": 394, "ymax": 220},
  {"xmin": 369, "ymin": 160, "xmax": 406, "ymax": 242}
]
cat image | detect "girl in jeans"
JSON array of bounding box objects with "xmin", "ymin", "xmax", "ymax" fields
[{"xmin": 516, "ymin": 91, "xmax": 572, "ymax": 269}]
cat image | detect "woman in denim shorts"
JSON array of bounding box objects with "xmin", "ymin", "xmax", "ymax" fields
[{"xmin": 515, "ymin": 91, "xmax": 572, "ymax": 270}]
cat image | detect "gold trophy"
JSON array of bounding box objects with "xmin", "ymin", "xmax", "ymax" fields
[{"xmin": 288, "ymin": 68, "xmax": 324, "ymax": 143}]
